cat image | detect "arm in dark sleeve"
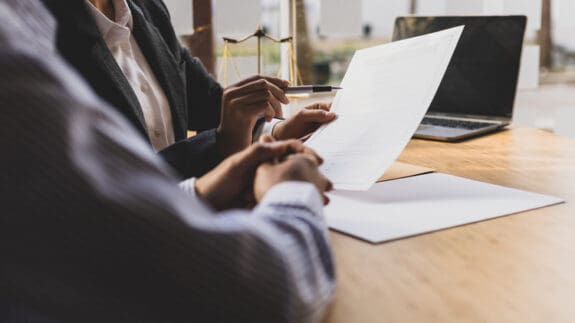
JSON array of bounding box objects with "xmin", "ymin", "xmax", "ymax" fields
[
  {"xmin": 158, "ymin": 128, "xmax": 222, "ymax": 179},
  {"xmin": 183, "ymin": 50, "xmax": 223, "ymax": 132},
  {"xmin": 158, "ymin": 116, "xmax": 267, "ymax": 180},
  {"xmin": 156, "ymin": 51, "xmax": 225, "ymax": 179}
]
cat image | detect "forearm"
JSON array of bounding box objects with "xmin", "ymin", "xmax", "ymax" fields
[
  {"xmin": 176, "ymin": 181, "xmax": 335, "ymax": 322},
  {"xmin": 184, "ymin": 52, "xmax": 223, "ymax": 132},
  {"xmin": 249, "ymin": 182, "xmax": 336, "ymax": 323}
]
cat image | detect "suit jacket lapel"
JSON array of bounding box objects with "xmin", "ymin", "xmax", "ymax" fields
[
  {"xmin": 129, "ymin": 1, "xmax": 188, "ymax": 140},
  {"xmin": 70, "ymin": 1, "xmax": 149, "ymax": 136},
  {"xmin": 91, "ymin": 45, "xmax": 148, "ymax": 130}
]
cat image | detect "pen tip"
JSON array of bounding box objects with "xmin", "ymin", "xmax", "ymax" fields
[{"xmin": 333, "ymin": 86, "xmax": 342, "ymax": 90}]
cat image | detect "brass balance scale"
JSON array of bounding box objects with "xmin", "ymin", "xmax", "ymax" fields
[{"xmin": 218, "ymin": 26, "xmax": 303, "ymax": 87}]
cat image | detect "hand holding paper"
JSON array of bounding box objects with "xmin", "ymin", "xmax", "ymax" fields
[{"xmin": 306, "ymin": 27, "xmax": 464, "ymax": 190}]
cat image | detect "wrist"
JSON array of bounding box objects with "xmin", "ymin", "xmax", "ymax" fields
[
  {"xmin": 194, "ymin": 175, "xmax": 229, "ymax": 211},
  {"xmin": 270, "ymin": 120, "xmax": 285, "ymax": 140},
  {"xmin": 194, "ymin": 176, "xmax": 209, "ymax": 200}
]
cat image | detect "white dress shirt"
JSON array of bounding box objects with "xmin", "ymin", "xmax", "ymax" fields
[
  {"xmin": 0, "ymin": 1, "xmax": 334, "ymax": 322},
  {"xmin": 85, "ymin": 0, "xmax": 281, "ymax": 150},
  {"xmin": 86, "ymin": 0, "xmax": 175, "ymax": 151}
]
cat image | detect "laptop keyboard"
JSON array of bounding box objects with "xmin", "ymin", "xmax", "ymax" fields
[{"xmin": 421, "ymin": 117, "xmax": 498, "ymax": 130}]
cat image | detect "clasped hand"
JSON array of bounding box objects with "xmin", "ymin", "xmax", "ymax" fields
[{"xmin": 195, "ymin": 136, "xmax": 333, "ymax": 211}]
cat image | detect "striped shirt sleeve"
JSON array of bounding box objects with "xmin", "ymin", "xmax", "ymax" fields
[{"xmin": 0, "ymin": 1, "xmax": 335, "ymax": 322}]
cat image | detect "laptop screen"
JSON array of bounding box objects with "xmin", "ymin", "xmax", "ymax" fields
[{"xmin": 393, "ymin": 16, "xmax": 526, "ymax": 119}]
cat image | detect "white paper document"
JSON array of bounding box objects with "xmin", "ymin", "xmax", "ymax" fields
[
  {"xmin": 325, "ymin": 173, "xmax": 564, "ymax": 243},
  {"xmin": 306, "ymin": 27, "xmax": 464, "ymax": 190}
]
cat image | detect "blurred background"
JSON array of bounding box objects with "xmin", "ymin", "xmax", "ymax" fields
[{"xmin": 164, "ymin": 0, "xmax": 575, "ymax": 138}]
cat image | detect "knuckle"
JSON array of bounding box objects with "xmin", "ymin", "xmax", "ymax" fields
[
  {"xmin": 222, "ymin": 90, "xmax": 231, "ymax": 100},
  {"xmin": 227, "ymin": 98, "xmax": 239, "ymax": 107},
  {"xmin": 292, "ymin": 154, "xmax": 316, "ymax": 168},
  {"xmin": 302, "ymin": 156, "xmax": 318, "ymax": 167},
  {"xmin": 253, "ymin": 143, "xmax": 268, "ymax": 154}
]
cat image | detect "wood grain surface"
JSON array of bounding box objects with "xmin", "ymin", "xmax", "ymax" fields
[{"xmin": 323, "ymin": 128, "xmax": 575, "ymax": 323}]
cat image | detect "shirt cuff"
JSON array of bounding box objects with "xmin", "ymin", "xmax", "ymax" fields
[
  {"xmin": 253, "ymin": 118, "xmax": 284, "ymax": 142},
  {"xmin": 259, "ymin": 181, "xmax": 324, "ymax": 219},
  {"xmin": 178, "ymin": 178, "xmax": 215, "ymax": 213}
]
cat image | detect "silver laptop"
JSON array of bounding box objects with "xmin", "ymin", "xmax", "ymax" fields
[{"xmin": 393, "ymin": 16, "xmax": 527, "ymax": 142}]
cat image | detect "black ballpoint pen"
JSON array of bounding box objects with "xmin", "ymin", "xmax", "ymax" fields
[{"xmin": 283, "ymin": 85, "xmax": 342, "ymax": 94}]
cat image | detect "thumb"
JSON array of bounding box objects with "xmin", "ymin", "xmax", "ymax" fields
[
  {"xmin": 259, "ymin": 134, "xmax": 276, "ymax": 143},
  {"xmin": 306, "ymin": 102, "xmax": 332, "ymax": 112},
  {"xmin": 237, "ymin": 141, "xmax": 288, "ymax": 170},
  {"xmin": 298, "ymin": 109, "xmax": 337, "ymax": 123}
]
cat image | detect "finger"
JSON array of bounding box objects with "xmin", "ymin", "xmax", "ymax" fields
[
  {"xmin": 263, "ymin": 79, "xmax": 290, "ymax": 105},
  {"xmin": 297, "ymin": 109, "xmax": 337, "ymax": 123},
  {"xmin": 228, "ymin": 89, "xmax": 271, "ymax": 105},
  {"xmin": 259, "ymin": 134, "xmax": 276, "ymax": 143},
  {"xmin": 305, "ymin": 102, "xmax": 332, "ymax": 112},
  {"xmin": 257, "ymin": 140, "xmax": 309, "ymax": 162},
  {"xmin": 298, "ymin": 153, "xmax": 320, "ymax": 166},
  {"xmin": 269, "ymin": 94, "xmax": 283, "ymax": 118},
  {"xmin": 228, "ymin": 79, "xmax": 289, "ymax": 104},
  {"xmin": 255, "ymin": 139, "xmax": 323, "ymax": 165},
  {"xmin": 299, "ymin": 132, "xmax": 314, "ymax": 142},
  {"xmin": 230, "ymin": 74, "xmax": 264, "ymax": 87},
  {"xmin": 325, "ymin": 179, "xmax": 334, "ymax": 192},
  {"xmin": 318, "ymin": 102, "xmax": 332, "ymax": 112},
  {"xmin": 234, "ymin": 92, "xmax": 282, "ymax": 118},
  {"xmin": 291, "ymin": 143, "xmax": 323, "ymax": 165},
  {"xmin": 234, "ymin": 145, "xmax": 281, "ymax": 171},
  {"xmin": 320, "ymin": 176, "xmax": 333, "ymax": 205},
  {"xmin": 225, "ymin": 79, "xmax": 271, "ymax": 99},
  {"xmin": 240, "ymin": 140, "xmax": 297, "ymax": 166},
  {"xmin": 322, "ymin": 194, "xmax": 330, "ymax": 205},
  {"xmin": 283, "ymin": 147, "xmax": 323, "ymax": 165},
  {"xmin": 229, "ymin": 90, "xmax": 280, "ymax": 108},
  {"xmin": 264, "ymin": 103, "xmax": 276, "ymax": 122},
  {"xmin": 254, "ymin": 75, "xmax": 291, "ymax": 89}
]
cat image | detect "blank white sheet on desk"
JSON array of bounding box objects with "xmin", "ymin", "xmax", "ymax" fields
[
  {"xmin": 325, "ymin": 173, "xmax": 564, "ymax": 243},
  {"xmin": 306, "ymin": 27, "xmax": 463, "ymax": 191}
]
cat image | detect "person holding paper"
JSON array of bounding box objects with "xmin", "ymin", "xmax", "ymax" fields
[
  {"xmin": 0, "ymin": 0, "xmax": 335, "ymax": 322},
  {"xmin": 41, "ymin": 0, "xmax": 336, "ymax": 179}
]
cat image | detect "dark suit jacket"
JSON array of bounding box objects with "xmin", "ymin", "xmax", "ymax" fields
[{"xmin": 41, "ymin": 0, "xmax": 224, "ymax": 179}]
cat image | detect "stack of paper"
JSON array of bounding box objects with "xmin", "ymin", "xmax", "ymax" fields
[{"xmin": 325, "ymin": 173, "xmax": 564, "ymax": 243}]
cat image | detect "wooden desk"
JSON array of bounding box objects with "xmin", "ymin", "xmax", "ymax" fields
[{"xmin": 323, "ymin": 128, "xmax": 575, "ymax": 323}]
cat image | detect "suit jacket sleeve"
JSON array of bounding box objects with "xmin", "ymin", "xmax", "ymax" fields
[
  {"xmin": 159, "ymin": 48, "xmax": 225, "ymax": 179},
  {"xmin": 183, "ymin": 50, "xmax": 223, "ymax": 132},
  {"xmin": 158, "ymin": 127, "xmax": 221, "ymax": 179}
]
